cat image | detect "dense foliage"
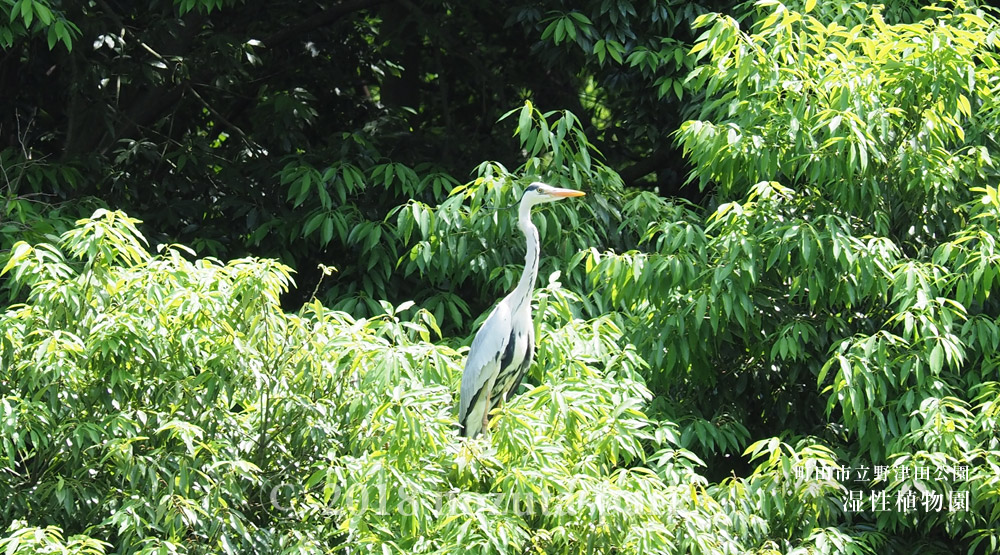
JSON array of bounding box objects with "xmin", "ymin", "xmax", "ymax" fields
[
  {"xmin": 4, "ymin": 0, "xmax": 1000, "ymax": 553},
  {"xmin": 0, "ymin": 0, "xmax": 723, "ymax": 313}
]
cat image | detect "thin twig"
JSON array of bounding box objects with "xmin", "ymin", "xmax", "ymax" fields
[{"xmin": 184, "ymin": 83, "xmax": 263, "ymax": 155}]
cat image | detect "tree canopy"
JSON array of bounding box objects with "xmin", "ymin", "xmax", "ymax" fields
[
  {"xmin": 1, "ymin": 0, "xmax": 722, "ymax": 313},
  {"xmin": 3, "ymin": 0, "xmax": 1000, "ymax": 553}
]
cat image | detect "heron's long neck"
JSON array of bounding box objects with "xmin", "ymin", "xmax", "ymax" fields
[{"xmin": 512, "ymin": 201, "xmax": 540, "ymax": 312}]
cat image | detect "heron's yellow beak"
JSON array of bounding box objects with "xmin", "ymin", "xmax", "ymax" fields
[{"xmin": 548, "ymin": 188, "xmax": 586, "ymax": 198}]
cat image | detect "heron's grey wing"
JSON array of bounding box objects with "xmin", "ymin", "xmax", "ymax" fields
[
  {"xmin": 503, "ymin": 322, "xmax": 535, "ymax": 402},
  {"xmin": 458, "ymin": 301, "xmax": 513, "ymax": 435}
]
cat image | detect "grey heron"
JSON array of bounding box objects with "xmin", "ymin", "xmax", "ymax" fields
[{"xmin": 458, "ymin": 182, "xmax": 586, "ymax": 438}]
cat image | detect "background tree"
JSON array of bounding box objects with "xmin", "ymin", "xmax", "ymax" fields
[
  {"xmin": 0, "ymin": 0, "xmax": 725, "ymax": 317},
  {"xmin": 4, "ymin": 0, "xmax": 1000, "ymax": 553}
]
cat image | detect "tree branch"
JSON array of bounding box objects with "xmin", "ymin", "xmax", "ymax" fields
[
  {"xmin": 262, "ymin": 0, "xmax": 389, "ymax": 49},
  {"xmin": 185, "ymin": 83, "xmax": 263, "ymax": 154},
  {"xmin": 618, "ymin": 146, "xmax": 676, "ymax": 186}
]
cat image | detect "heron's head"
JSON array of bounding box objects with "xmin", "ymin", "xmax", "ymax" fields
[{"xmin": 519, "ymin": 182, "xmax": 586, "ymax": 207}]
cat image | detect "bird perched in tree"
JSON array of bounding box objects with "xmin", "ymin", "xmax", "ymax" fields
[{"xmin": 458, "ymin": 182, "xmax": 586, "ymax": 438}]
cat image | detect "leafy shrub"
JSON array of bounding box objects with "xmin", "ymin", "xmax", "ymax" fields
[{"xmin": 0, "ymin": 210, "xmax": 736, "ymax": 553}]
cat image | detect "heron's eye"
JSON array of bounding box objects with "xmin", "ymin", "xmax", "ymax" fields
[{"xmin": 524, "ymin": 184, "xmax": 540, "ymax": 193}]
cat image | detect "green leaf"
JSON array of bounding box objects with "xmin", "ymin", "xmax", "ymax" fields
[
  {"xmin": 34, "ymin": 2, "xmax": 51, "ymax": 25},
  {"xmin": 320, "ymin": 216, "xmax": 334, "ymax": 245},
  {"xmin": 302, "ymin": 211, "xmax": 324, "ymax": 237},
  {"xmin": 21, "ymin": 0, "xmax": 33, "ymax": 27},
  {"xmin": 1, "ymin": 241, "xmax": 31, "ymax": 276},
  {"xmin": 929, "ymin": 343, "xmax": 944, "ymax": 374},
  {"xmin": 58, "ymin": 20, "xmax": 72, "ymax": 51},
  {"xmin": 694, "ymin": 293, "xmax": 707, "ymax": 325},
  {"xmin": 517, "ymin": 101, "xmax": 532, "ymax": 142}
]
